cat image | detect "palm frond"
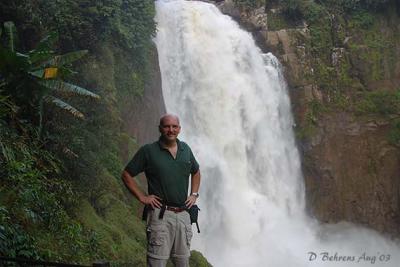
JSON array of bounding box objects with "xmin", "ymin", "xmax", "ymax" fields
[
  {"xmin": 30, "ymin": 31, "xmax": 58, "ymax": 53},
  {"xmin": 40, "ymin": 80, "xmax": 100, "ymax": 99},
  {"xmin": 29, "ymin": 69, "xmax": 45, "ymax": 78},
  {"xmin": 16, "ymin": 52, "xmax": 29, "ymax": 61},
  {"xmin": 3, "ymin": 21, "xmax": 17, "ymax": 52},
  {"xmin": 29, "ymin": 50, "xmax": 55, "ymax": 66},
  {"xmin": 29, "ymin": 32, "xmax": 58, "ymax": 65},
  {"xmin": 43, "ymin": 50, "xmax": 88, "ymax": 67},
  {"xmin": 43, "ymin": 96, "xmax": 84, "ymax": 119}
]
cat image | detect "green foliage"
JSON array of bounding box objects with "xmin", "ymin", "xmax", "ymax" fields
[
  {"xmin": 0, "ymin": 0, "xmax": 156, "ymax": 74},
  {"xmin": 0, "ymin": 93, "xmax": 18, "ymax": 120},
  {"xmin": 234, "ymin": 0, "xmax": 266, "ymax": 9},
  {"xmin": 339, "ymin": 0, "xmax": 390, "ymax": 12},
  {"xmin": 295, "ymin": 121, "xmax": 317, "ymax": 140},
  {"xmin": 0, "ymin": 0, "xmax": 181, "ymax": 265},
  {"xmin": 0, "ymin": 22, "xmax": 100, "ymax": 137},
  {"xmin": 277, "ymin": 0, "xmax": 325, "ymax": 23},
  {"xmin": 267, "ymin": 10, "xmax": 292, "ymax": 30},
  {"xmin": 308, "ymin": 99, "xmax": 327, "ymax": 122},
  {"xmin": 273, "ymin": 0, "xmax": 398, "ymax": 150},
  {"xmin": 349, "ymin": 9, "xmax": 376, "ymax": 29},
  {"xmin": 0, "ymin": 16, "xmax": 124, "ymax": 264},
  {"xmin": 0, "ymin": 208, "xmax": 39, "ymax": 259},
  {"xmin": 296, "ymin": 99, "xmax": 327, "ymax": 139},
  {"xmin": 354, "ymin": 90, "xmax": 400, "ymax": 115},
  {"xmin": 189, "ymin": 250, "xmax": 213, "ymax": 267},
  {"xmin": 312, "ymin": 62, "xmax": 335, "ymax": 89},
  {"xmin": 0, "ymin": 120, "xmax": 106, "ymax": 262},
  {"xmin": 302, "ymin": 2, "xmax": 325, "ymax": 23},
  {"xmin": 346, "ymin": 12, "xmax": 397, "ymax": 85},
  {"xmin": 279, "ymin": 0, "xmax": 303, "ymax": 19},
  {"xmin": 355, "ymin": 89, "xmax": 400, "ymax": 146},
  {"xmin": 330, "ymin": 90, "xmax": 352, "ymax": 111},
  {"xmin": 309, "ymin": 22, "xmax": 332, "ymax": 56}
]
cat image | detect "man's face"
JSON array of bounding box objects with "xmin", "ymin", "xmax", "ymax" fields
[{"xmin": 159, "ymin": 116, "xmax": 181, "ymax": 142}]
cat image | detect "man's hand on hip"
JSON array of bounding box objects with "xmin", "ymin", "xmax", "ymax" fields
[
  {"xmin": 185, "ymin": 195, "xmax": 197, "ymax": 209},
  {"xmin": 140, "ymin": 195, "xmax": 162, "ymax": 209}
]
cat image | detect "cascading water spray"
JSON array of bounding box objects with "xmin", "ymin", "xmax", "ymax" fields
[{"xmin": 154, "ymin": 1, "xmax": 400, "ymax": 266}]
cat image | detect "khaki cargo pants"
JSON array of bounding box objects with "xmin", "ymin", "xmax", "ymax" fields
[{"xmin": 146, "ymin": 208, "xmax": 193, "ymax": 267}]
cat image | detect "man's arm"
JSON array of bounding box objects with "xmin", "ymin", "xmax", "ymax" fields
[
  {"xmin": 122, "ymin": 170, "xmax": 162, "ymax": 208},
  {"xmin": 185, "ymin": 170, "xmax": 201, "ymax": 208}
]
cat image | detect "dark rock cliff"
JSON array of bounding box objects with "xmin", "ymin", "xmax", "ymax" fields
[{"xmin": 123, "ymin": 46, "xmax": 166, "ymax": 145}]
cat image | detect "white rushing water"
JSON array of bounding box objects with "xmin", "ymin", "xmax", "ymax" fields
[{"xmin": 154, "ymin": 1, "xmax": 400, "ymax": 266}]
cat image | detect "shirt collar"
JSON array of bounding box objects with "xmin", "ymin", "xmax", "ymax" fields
[{"xmin": 157, "ymin": 137, "xmax": 184, "ymax": 151}]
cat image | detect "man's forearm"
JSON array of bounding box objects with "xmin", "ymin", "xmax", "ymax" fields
[
  {"xmin": 122, "ymin": 170, "xmax": 146, "ymax": 202},
  {"xmin": 185, "ymin": 170, "xmax": 201, "ymax": 208},
  {"xmin": 190, "ymin": 170, "xmax": 201, "ymax": 194}
]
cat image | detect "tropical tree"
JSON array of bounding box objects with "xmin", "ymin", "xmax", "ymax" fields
[{"xmin": 0, "ymin": 21, "xmax": 100, "ymax": 137}]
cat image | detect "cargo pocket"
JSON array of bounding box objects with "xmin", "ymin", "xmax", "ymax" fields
[
  {"xmin": 147, "ymin": 224, "xmax": 169, "ymax": 258},
  {"xmin": 185, "ymin": 225, "xmax": 193, "ymax": 247}
]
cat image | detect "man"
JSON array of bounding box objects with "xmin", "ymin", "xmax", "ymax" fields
[{"xmin": 122, "ymin": 114, "xmax": 201, "ymax": 267}]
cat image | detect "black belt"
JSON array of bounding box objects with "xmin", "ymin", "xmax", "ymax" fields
[{"xmin": 142, "ymin": 204, "xmax": 201, "ymax": 233}]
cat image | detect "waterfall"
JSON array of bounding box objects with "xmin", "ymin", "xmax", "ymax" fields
[{"xmin": 154, "ymin": 1, "xmax": 400, "ymax": 266}]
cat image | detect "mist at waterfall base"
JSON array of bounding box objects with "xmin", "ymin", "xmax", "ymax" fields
[{"xmin": 154, "ymin": 1, "xmax": 400, "ymax": 266}]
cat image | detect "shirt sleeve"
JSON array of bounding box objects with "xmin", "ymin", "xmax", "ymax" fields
[
  {"xmin": 124, "ymin": 146, "xmax": 147, "ymax": 177},
  {"xmin": 190, "ymin": 149, "xmax": 200, "ymax": 174}
]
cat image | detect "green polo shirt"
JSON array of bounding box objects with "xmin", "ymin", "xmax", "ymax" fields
[{"xmin": 125, "ymin": 138, "xmax": 199, "ymax": 206}]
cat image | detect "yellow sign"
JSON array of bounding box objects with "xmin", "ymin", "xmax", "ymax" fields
[{"xmin": 44, "ymin": 67, "xmax": 58, "ymax": 79}]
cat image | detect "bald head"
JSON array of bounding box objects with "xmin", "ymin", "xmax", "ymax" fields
[
  {"xmin": 159, "ymin": 114, "xmax": 180, "ymax": 127},
  {"xmin": 158, "ymin": 114, "xmax": 181, "ymax": 144}
]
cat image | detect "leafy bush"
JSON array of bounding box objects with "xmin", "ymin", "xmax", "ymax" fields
[
  {"xmin": 0, "ymin": 207, "xmax": 39, "ymax": 259},
  {"xmin": 234, "ymin": 0, "xmax": 266, "ymax": 9},
  {"xmin": 295, "ymin": 99, "xmax": 327, "ymax": 140},
  {"xmin": 348, "ymin": 9, "xmax": 376, "ymax": 28},
  {"xmin": 0, "ymin": 20, "xmax": 106, "ymax": 263},
  {"xmin": 279, "ymin": 0, "xmax": 303, "ymax": 18},
  {"xmin": 346, "ymin": 0, "xmax": 390, "ymax": 11},
  {"xmin": 0, "ymin": 0, "xmax": 155, "ymax": 72},
  {"xmin": 278, "ymin": 0, "xmax": 324, "ymax": 23},
  {"xmin": 0, "ymin": 0, "xmax": 157, "ymax": 264},
  {"xmin": 0, "ymin": 22, "xmax": 100, "ymax": 140},
  {"xmin": 0, "ymin": 121, "xmax": 105, "ymax": 262},
  {"xmin": 355, "ymin": 90, "xmax": 400, "ymax": 116}
]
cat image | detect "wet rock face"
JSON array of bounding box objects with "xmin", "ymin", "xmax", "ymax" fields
[
  {"xmin": 304, "ymin": 113, "xmax": 400, "ymax": 235},
  {"xmin": 211, "ymin": 0, "xmax": 400, "ymax": 237},
  {"xmin": 126, "ymin": 46, "xmax": 166, "ymax": 145},
  {"xmin": 216, "ymin": 0, "xmax": 241, "ymax": 19},
  {"xmin": 216, "ymin": 0, "xmax": 269, "ymax": 51}
]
